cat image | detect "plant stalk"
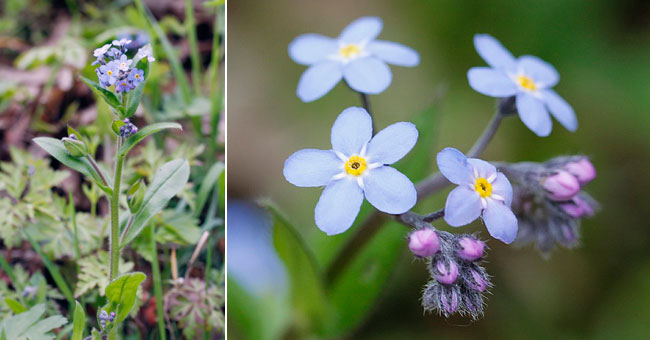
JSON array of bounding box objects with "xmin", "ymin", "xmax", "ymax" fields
[
  {"xmin": 109, "ymin": 138, "xmax": 125, "ymax": 281},
  {"xmin": 149, "ymin": 226, "xmax": 167, "ymax": 340}
]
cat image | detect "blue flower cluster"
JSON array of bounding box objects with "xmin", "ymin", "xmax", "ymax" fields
[{"xmin": 92, "ymin": 39, "xmax": 145, "ymax": 93}]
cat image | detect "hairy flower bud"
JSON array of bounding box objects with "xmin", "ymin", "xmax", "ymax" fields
[
  {"xmin": 435, "ymin": 259, "xmax": 459, "ymax": 285},
  {"xmin": 560, "ymin": 196, "xmax": 595, "ymax": 219},
  {"xmin": 467, "ymin": 269, "xmax": 488, "ymax": 292},
  {"xmin": 543, "ymin": 170, "xmax": 580, "ymax": 201},
  {"xmin": 408, "ymin": 228, "xmax": 440, "ymax": 257},
  {"xmin": 440, "ymin": 287, "xmax": 459, "ymax": 314},
  {"xmin": 456, "ymin": 237, "xmax": 485, "ymax": 261},
  {"xmin": 62, "ymin": 136, "xmax": 88, "ymax": 157},
  {"xmin": 564, "ymin": 158, "xmax": 596, "ymax": 185}
]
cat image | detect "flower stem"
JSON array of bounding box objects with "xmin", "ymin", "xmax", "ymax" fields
[
  {"xmin": 86, "ymin": 155, "xmax": 109, "ymax": 187},
  {"xmin": 359, "ymin": 92, "xmax": 377, "ymax": 134},
  {"xmin": 149, "ymin": 225, "xmax": 167, "ymax": 340},
  {"xmin": 109, "ymin": 138, "xmax": 125, "ymax": 281},
  {"xmin": 325, "ymin": 108, "xmax": 505, "ymax": 285}
]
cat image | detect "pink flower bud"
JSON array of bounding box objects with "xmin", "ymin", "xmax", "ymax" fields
[
  {"xmin": 435, "ymin": 260, "xmax": 459, "ymax": 285},
  {"xmin": 564, "ymin": 158, "xmax": 596, "ymax": 185},
  {"xmin": 560, "ymin": 197, "xmax": 594, "ymax": 219},
  {"xmin": 408, "ymin": 228, "xmax": 440, "ymax": 257},
  {"xmin": 456, "ymin": 237, "xmax": 485, "ymax": 261},
  {"xmin": 543, "ymin": 170, "xmax": 580, "ymax": 201},
  {"xmin": 440, "ymin": 289, "xmax": 459, "ymax": 314},
  {"xmin": 468, "ymin": 269, "xmax": 488, "ymax": 292}
]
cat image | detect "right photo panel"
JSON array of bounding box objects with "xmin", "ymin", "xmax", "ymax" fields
[{"xmin": 227, "ymin": 1, "xmax": 650, "ymax": 339}]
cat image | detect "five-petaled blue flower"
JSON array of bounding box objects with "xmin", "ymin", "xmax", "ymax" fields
[
  {"xmin": 116, "ymin": 55, "xmax": 132, "ymax": 72},
  {"xmin": 128, "ymin": 68, "xmax": 144, "ymax": 86},
  {"xmin": 289, "ymin": 16, "xmax": 420, "ymax": 102},
  {"xmin": 437, "ymin": 147, "xmax": 518, "ymax": 243},
  {"xmin": 284, "ymin": 107, "xmax": 418, "ymax": 235},
  {"xmin": 98, "ymin": 61, "xmax": 118, "ymax": 87},
  {"xmin": 93, "ymin": 44, "xmax": 111, "ymax": 58},
  {"xmin": 467, "ymin": 34, "xmax": 577, "ymax": 137}
]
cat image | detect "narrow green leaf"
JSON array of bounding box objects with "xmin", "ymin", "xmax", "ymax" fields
[
  {"xmin": 118, "ymin": 122, "xmax": 182, "ymax": 156},
  {"xmin": 125, "ymin": 82, "xmax": 144, "ymax": 118},
  {"xmin": 105, "ymin": 272, "xmax": 146, "ymax": 324},
  {"xmin": 120, "ymin": 159, "xmax": 190, "ymax": 247},
  {"xmin": 266, "ymin": 203, "xmax": 329, "ymax": 335},
  {"xmin": 71, "ymin": 301, "xmax": 85, "ymax": 340},
  {"xmin": 33, "ymin": 137, "xmax": 111, "ymax": 188},
  {"xmin": 79, "ymin": 76, "xmax": 121, "ymax": 109},
  {"xmin": 67, "ymin": 126, "xmax": 83, "ymax": 141},
  {"xmin": 4, "ymin": 298, "xmax": 27, "ymax": 314},
  {"xmin": 195, "ymin": 162, "xmax": 224, "ymax": 216}
]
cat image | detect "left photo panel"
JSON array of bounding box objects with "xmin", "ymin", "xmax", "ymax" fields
[{"xmin": 0, "ymin": 0, "xmax": 225, "ymax": 338}]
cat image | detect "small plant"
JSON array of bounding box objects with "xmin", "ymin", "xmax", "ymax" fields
[{"xmin": 34, "ymin": 40, "xmax": 188, "ymax": 338}]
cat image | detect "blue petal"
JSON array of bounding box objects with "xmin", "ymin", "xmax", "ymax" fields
[
  {"xmin": 228, "ymin": 200, "xmax": 288, "ymax": 297},
  {"xmin": 283, "ymin": 149, "xmax": 342, "ymax": 187},
  {"xmin": 343, "ymin": 57, "xmax": 392, "ymax": 94},
  {"xmin": 330, "ymin": 107, "xmax": 373, "ymax": 156},
  {"xmin": 517, "ymin": 55, "xmax": 559, "ymax": 88},
  {"xmin": 366, "ymin": 122, "xmax": 418, "ymax": 164},
  {"xmin": 289, "ymin": 34, "xmax": 338, "ymax": 65},
  {"xmin": 444, "ymin": 186, "xmax": 482, "ymax": 227},
  {"xmin": 297, "ymin": 61, "xmax": 343, "ymax": 102},
  {"xmin": 516, "ymin": 92, "xmax": 552, "ymax": 137},
  {"xmin": 363, "ymin": 166, "xmax": 417, "ymax": 214},
  {"xmin": 482, "ymin": 198, "xmax": 518, "ymax": 244},
  {"xmin": 315, "ymin": 178, "xmax": 364, "ymax": 235},
  {"xmin": 367, "ymin": 40, "xmax": 419, "ymax": 67},
  {"xmin": 467, "ymin": 67, "xmax": 518, "ymax": 97},
  {"xmin": 436, "ymin": 147, "xmax": 473, "ymax": 185},
  {"xmin": 541, "ymin": 89, "xmax": 577, "ymax": 132},
  {"xmin": 491, "ymin": 172, "xmax": 513, "ymax": 206},
  {"xmin": 339, "ymin": 16, "xmax": 383, "ymax": 43},
  {"xmin": 467, "ymin": 158, "xmax": 497, "ymax": 179},
  {"xmin": 473, "ymin": 34, "xmax": 517, "ymax": 70}
]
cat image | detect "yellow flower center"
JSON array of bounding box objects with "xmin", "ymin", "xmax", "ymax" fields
[
  {"xmin": 135, "ymin": 74, "xmax": 140, "ymax": 79},
  {"xmin": 339, "ymin": 44, "xmax": 361, "ymax": 59},
  {"xmin": 474, "ymin": 178, "xmax": 492, "ymax": 198},
  {"xmin": 345, "ymin": 155, "xmax": 367, "ymax": 176},
  {"xmin": 107, "ymin": 70, "xmax": 113, "ymax": 76},
  {"xmin": 517, "ymin": 75, "xmax": 536, "ymax": 91}
]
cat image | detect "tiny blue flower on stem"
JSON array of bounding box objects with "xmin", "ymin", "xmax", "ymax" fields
[
  {"xmin": 128, "ymin": 68, "xmax": 144, "ymax": 86},
  {"xmin": 93, "ymin": 44, "xmax": 111, "ymax": 58},
  {"xmin": 289, "ymin": 16, "xmax": 420, "ymax": 102},
  {"xmin": 467, "ymin": 34, "xmax": 577, "ymax": 137},
  {"xmin": 284, "ymin": 107, "xmax": 418, "ymax": 235},
  {"xmin": 437, "ymin": 147, "xmax": 518, "ymax": 243},
  {"xmin": 116, "ymin": 55, "xmax": 133, "ymax": 72},
  {"xmin": 99, "ymin": 61, "xmax": 119, "ymax": 87},
  {"xmin": 112, "ymin": 38, "xmax": 132, "ymax": 47}
]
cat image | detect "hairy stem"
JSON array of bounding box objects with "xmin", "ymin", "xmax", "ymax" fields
[
  {"xmin": 109, "ymin": 138, "xmax": 125, "ymax": 281},
  {"xmin": 325, "ymin": 109, "xmax": 505, "ymax": 284},
  {"xmin": 149, "ymin": 226, "xmax": 167, "ymax": 340}
]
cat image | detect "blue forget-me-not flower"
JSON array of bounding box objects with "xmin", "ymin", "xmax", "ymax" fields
[
  {"xmin": 467, "ymin": 34, "xmax": 577, "ymax": 137},
  {"xmin": 284, "ymin": 107, "xmax": 418, "ymax": 235},
  {"xmin": 437, "ymin": 147, "xmax": 518, "ymax": 243},
  {"xmin": 289, "ymin": 17, "xmax": 420, "ymax": 102}
]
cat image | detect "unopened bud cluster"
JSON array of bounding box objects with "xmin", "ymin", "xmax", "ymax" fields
[
  {"xmin": 99, "ymin": 310, "xmax": 116, "ymax": 330},
  {"xmin": 500, "ymin": 156, "xmax": 599, "ymax": 255},
  {"xmin": 119, "ymin": 118, "xmax": 138, "ymax": 138},
  {"xmin": 409, "ymin": 228, "xmax": 491, "ymax": 319}
]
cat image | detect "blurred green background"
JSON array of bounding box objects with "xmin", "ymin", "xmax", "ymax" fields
[{"xmin": 228, "ymin": 0, "xmax": 650, "ymax": 338}]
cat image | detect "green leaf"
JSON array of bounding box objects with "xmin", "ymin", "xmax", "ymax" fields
[
  {"xmin": 33, "ymin": 137, "xmax": 111, "ymax": 189},
  {"xmin": 266, "ymin": 203, "xmax": 329, "ymax": 335},
  {"xmin": 79, "ymin": 76, "xmax": 121, "ymax": 110},
  {"xmin": 324, "ymin": 105, "xmax": 439, "ymax": 336},
  {"xmin": 227, "ymin": 278, "xmax": 289, "ymax": 340},
  {"xmin": 71, "ymin": 301, "xmax": 85, "ymax": 340},
  {"xmin": 62, "ymin": 138, "xmax": 88, "ymax": 157},
  {"xmin": 91, "ymin": 328, "xmax": 101, "ymax": 340},
  {"xmin": 0, "ymin": 304, "xmax": 67, "ymax": 340},
  {"xmin": 111, "ymin": 119, "xmax": 125, "ymax": 136},
  {"xmin": 66, "ymin": 126, "xmax": 83, "ymax": 141},
  {"xmin": 120, "ymin": 159, "xmax": 190, "ymax": 247},
  {"xmin": 74, "ymin": 251, "xmax": 134, "ymax": 298},
  {"xmin": 104, "ymin": 272, "xmax": 146, "ymax": 324},
  {"xmin": 125, "ymin": 82, "xmax": 145, "ymax": 118},
  {"xmin": 195, "ymin": 162, "xmax": 224, "ymax": 216},
  {"xmin": 4, "ymin": 298, "xmax": 27, "ymax": 314},
  {"xmin": 118, "ymin": 122, "xmax": 182, "ymax": 156}
]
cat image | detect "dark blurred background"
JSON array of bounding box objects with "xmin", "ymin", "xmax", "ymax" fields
[{"xmin": 228, "ymin": 0, "xmax": 650, "ymax": 338}]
